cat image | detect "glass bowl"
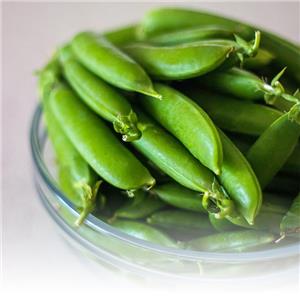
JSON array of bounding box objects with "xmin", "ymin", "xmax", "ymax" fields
[{"xmin": 30, "ymin": 104, "xmax": 300, "ymax": 280}]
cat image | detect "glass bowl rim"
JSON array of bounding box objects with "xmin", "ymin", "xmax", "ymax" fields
[{"xmin": 30, "ymin": 104, "xmax": 300, "ymax": 263}]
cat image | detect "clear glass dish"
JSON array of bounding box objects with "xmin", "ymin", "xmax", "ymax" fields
[{"xmin": 30, "ymin": 104, "xmax": 300, "ymax": 280}]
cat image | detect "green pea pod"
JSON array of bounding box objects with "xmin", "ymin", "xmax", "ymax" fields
[
  {"xmin": 147, "ymin": 210, "xmax": 213, "ymax": 231},
  {"xmin": 137, "ymin": 7, "xmax": 253, "ymax": 39},
  {"xmin": 216, "ymin": 130, "xmax": 262, "ymax": 225},
  {"xmin": 38, "ymin": 59, "xmax": 100, "ymax": 226},
  {"xmin": 147, "ymin": 25, "xmax": 233, "ymax": 46},
  {"xmin": 111, "ymin": 220, "xmax": 177, "ymax": 247},
  {"xmin": 153, "ymin": 182, "xmax": 206, "ymax": 213},
  {"xmin": 49, "ymin": 83, "xmax": 155, "ymax": 191},
  {"xmin": 209, "ymin": 214, "xmax": 237, "ymax": 232},
  {"xmin": 280, "ymin": 193, "xmax": 300, "ymax": 238},
  {"xmin": 123, "ymin": 41, "xmax": 234, "ymax": 80},
  {"xmin": 71, "ymin": 32, "xmax": 161, "ymax": 98},
  {"xmin": 229, "ymin": 133, "xmax": 300, "ymax": 176},
  {"xmin": 247, "ymin": 113, "xmax": 300, "ymax": 189},
  {"xmin": 58, "ymin": 45, "xmax": 141, "ymax": 142},
  {"xmin": 112, "ymin": 190, "xmax": 165, "ymax": 220},
  {"xmin": 243, "ymin": 48, "xmax": 274, "ymax": 70},
  {"xmin": 104, "ymin": 24, "xmax": 138, "ymax": 46},
  {"xmin": 141, "ymin": 83, "xmax": 223, "ymax": 174},
  {"xmin": 199, "ymin": 67, "xmax": 300, "ymax": 107},
  {"xmin": 187, "ymin": 89, "xmax": 282, "ymax": 136},
  {"xmin": 183, "ymin": 230, "xmax": 275, "ymax": 252},
  {"xmin": 138, "ymin": 7, "xmax": 300, "ymax": 83},
  {"xmin": 131, "ymin": 110, "xmax": 234, "ymax": 219}
]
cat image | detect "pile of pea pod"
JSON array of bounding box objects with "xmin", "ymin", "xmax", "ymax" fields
[{"xmin": 38, "ymin": 7, "xmax": 300, "ymax": 253}]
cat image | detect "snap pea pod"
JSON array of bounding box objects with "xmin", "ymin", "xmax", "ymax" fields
[
  {"xmin": 58, "ymin": 45, "xmax": 141, "ymax": 142},
  {"xmin": 243, "ymin": 48, "xmax": 274, "ymax": 70},
  {"xmin": 280, "ymin": 193, "xmax": 300, "ymax": 238},
  {"xmin": 71, "ymin": 32, "xmax": 161, "ymax": 98},
  {"xmin": 216, "ymin": 130, "xmax": 262, "ymax": 225},
  {"xmin": 229, "ymin": 134, "xmax": 300, "ymax": 176},
  {"xmin": 111, "ymin": 220, "xmax": 177, "ymax": 247},
  {"xmin": 183, "ymin": 230, "xmax": 275, "ymax": 252},
  {"xmin": 137, "ymin": 7, "xmax": 253, "ymax": 39},
  {"xmin": 104, "ymin": 24, "xmax": 138, "ymax": 46},
  {"xmin": 112, "ymin": 190, "xmax": 165, "ymax": 220},
  {"xmin": 247, "ymin": 113, "xmax": 300, "ymax": 189},
  {"xmin": 141, "ymin": 83, "xmax": 223, "ymax": 174},
  {"xmin": 147, "ymin": 25, "xmax": 233, "ymax": 45},
  {"xmin": 49, "ymin": 84, "xmax": 155, "ymax": 191},
  {"xmin": 123, "ymin": 41, "xmax": 233, "ymax": 80},
  {"xmin": 199, "ymin": 67, "xmax": 299, "ymax": 107},
  {"xmin": 38, "ymin": 59, "xmax": 100, "ymax": 226},
  {"xmin": 186, "ymin": 89, "xmax": 282, "ymax": 136},
  {"xmin": 131, "ymin": 110, "xmax": 234, "ymax": 218},
  {"xmin": 138, "ymin": 7, "xmax": 300, "ymax": 83},
  {"xmin": 147, "ymin": 210, "xmax": 213, "ymax": 231},
  {"xmin": 123, "ymin": 33, "xmax": 260, "ymax": 80},
  {"xmin": 152, "ymin": 182, "xmax": 206, "ymax": 213}
]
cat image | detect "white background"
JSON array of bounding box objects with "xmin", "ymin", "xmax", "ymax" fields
[{"xmin": 2, "ymin": 1, "xmax": 300, "ymax": 299}]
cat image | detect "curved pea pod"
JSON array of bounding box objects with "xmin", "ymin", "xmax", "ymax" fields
[
  {"xmin": 153, "ymin": 182, "xmax": 206, "ymax": 213},
  {"xmin": 187, "ymin": 89, "xmax": 282, "ymax": 136},
  {"xmin": 104, "ymin": 24, "xmax": 138, "ymax": 46},
  {"xmin": 199, "ymin": 68, "xmax": 300, "ymax": 108},
  {"xmin": 183, "ymin": 230, "xmax": 275, "ymax": 252},
  {"xmin": 38, "ymin": 62, "xmax": 100, "ymax": 226},
  {"xmin": 247, "ymin": 113, "xmax": 300, "ymax": 189},
  {"xmin": 110, "ymin": 220, "xmax": 177, "ymax": 247},
  {"xmin": 131, "ymin": 111, "xmax": 234, "ymax": 219},
  {"xmin": 243, "ymin": 48, "xmax": 274, "ymax": 69},
  {"xmin": 141, "ymin": 83, "xmax": 223, "ymax": 174},
  {"xmin": 137, "ymin": 7, "xmax": 253, "ymax": 39},
  {"xmin": 71, "ymin": 32, "xmax": 161, "ymax": 99},
  {"xmin": 215, "ymin": 130, "xmax": 262, "ymax": 225},
  {"xmin": 58, "ymin": 45, "xmax": 141, "ymax": 142},
  {"xmin": 147, "ymin": 210, "xmax": 213, "ymax": 231},
  {"xmin": 123, "ymin": 41, "xmax": 234, "ymax": 80},
  {"xmin": 225, "ymin": 192, "xmax": 290, "ymax": 231},
  {"xmin": 280, "ymin": 193, "xmax": 300, "ymax": 238},
  {"xmin": 147, "ymin": 25, "xmax": 233, "ymax": 46},
  {"xmin": 49, "ymin": 84, "xmax": 155, "ymax": 191},
  {"xmin": 112, "ymin": 190, "xmax": 165, "ymax": 220}
]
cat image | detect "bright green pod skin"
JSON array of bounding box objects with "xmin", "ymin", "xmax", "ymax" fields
[
  {"xmin": 200, "ymin": 68, "xmax": 268, "ymax": 101},
  {"xmin": 104, "ymin": 24, "xmax": 138, "ymax": 46},
  {"xmin": 112, "ymin": 190, "xmax": 165, "ymax": 220},
  {"xmin": 229, "ymin": 133, "xmax": 300, "ymax": 176},
  {"xmin": 187, "ymin": 90, "xmax": 282, "ymax": 136},
  {"xmin": 247, "ymin": 113, "xmax": 300, "ymax": 189},
  {"xmin": 138, "ymin": 7, "xmax": 300, "ymax": 83},
  {"xmin": 111, "ymin": 220, "xmax": 177, "ymax": 247},
  {"xmin": 138, "ymin": 7, "xmax": 253, "ymax": 39},
  {"xmin": 49, "ymin": 84, "xmax": 155, "ymax": 191},
  {"xmin": 123, "ymin": 41, "xmax": 234, "ymax": 80},
  {"xmin": 147, "ymin": 210, "xmax": 213, "ymax": 231},
  {"xmin": 141, "ymin": 83, "xmax": 223, "ymax": 174},
  {"xmin": 243, "ymin": 48, "xmax": 274, "ymax": 70},
  {"xmin": 38, "ymin": 59, "xmax": 100, "ymax": 226},
  {"xmin": 280, "ymin": 193, "xmax": 300, "ymax": 238},
  {"xmin": 59, "ymin": 45, "xmax": 141, "ymax": 142},
  {"xmin": 184, "ymin": 230, "xmax": 275, "ymax": 252},
  {"xmin": 147, "ymin": 25, "xmax": 233, "ymax": 46},
  {"xmin": 217, "ymin": 130, "xmax": 262, "ymax": 225},
  {"xmin": 153, "ymin": 182, "xmax": 206, "ymax": 213},
  {"xmin": 71, "ymin": 32, "xmax": 161, "ymax": 98},
  {"xmin": 131, "ymin": 111, "xmax": 234, "ymax": 218}
]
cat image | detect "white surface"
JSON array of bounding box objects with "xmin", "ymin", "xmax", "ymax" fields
[{"xmin": 2, "ymin": 1, "xmax": 300, "ymax": 298}]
